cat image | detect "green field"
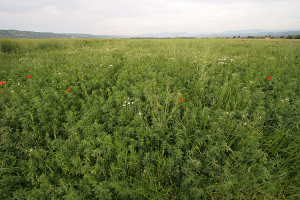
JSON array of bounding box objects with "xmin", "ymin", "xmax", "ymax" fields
[{"xmin": 1, "ymin": 38, "xmax": 300, "ymax": 199}]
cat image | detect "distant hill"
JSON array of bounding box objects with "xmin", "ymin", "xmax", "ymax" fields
[
  {"xmin": 136, "ymin": 30, "xmax": 300, "ymax": 38},
  {"xmin": 202, "ymin": 30, "xmax": 300, "ymax": 37},
  {"xmin": 0, "ymin": 29, "xmax": 121, "ymax": 39},
  {"xmin": 1, "ymin": 29, "xmax": 300, "ymax": 39}
]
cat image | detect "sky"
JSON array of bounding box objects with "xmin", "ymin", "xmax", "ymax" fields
[{"xmin": 0, "ymin": 0, "xmax": 299, "ymax": 35}]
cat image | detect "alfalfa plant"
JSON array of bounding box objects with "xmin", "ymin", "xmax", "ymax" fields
[{"xmin": 0, "ymin": 38, "xmax": 20, "ymax": 53}]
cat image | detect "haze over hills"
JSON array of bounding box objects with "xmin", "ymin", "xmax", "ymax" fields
[
  {"xmin": 136, "ymin": 29, "xmax": 300, "ymax": 38},
  {"xmin": 1, "ymin": 29, "xmax": 300, "ymax": 39}
]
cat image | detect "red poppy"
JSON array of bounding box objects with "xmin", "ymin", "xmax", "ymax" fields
[
  {"xmin": 174, "ymin": 57, "xmax": 177, "ymax": 59},
  {"xmin": 0, "ymin": 81, "xmax": 5, "ymax": 85},
  {"xmin": 180, "ymin": 98, "xmax": 184, "ymax": 103},
  {"xmin": 67, "ymin": 89, "xmax": 71, "ymax": 92},
  {"xmin": 164, "ymin": 58, "xmax": 166, "ymax": 60},
  {"xmin": 268, "ymin": 76, "xmax": 272, "ymax": 80},
  {"xmin": 27, "ymin": 75, "xmax": 32, "ymax": 78}
]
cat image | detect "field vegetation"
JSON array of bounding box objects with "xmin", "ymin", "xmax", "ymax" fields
[{"xmin": 0, "ymin": 38, "xmax": 300, "ymax": 199}]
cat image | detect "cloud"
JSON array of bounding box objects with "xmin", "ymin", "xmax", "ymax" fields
[{"xmin": 0, "ymin": 0, "xmax": 299, "ymax": 35}]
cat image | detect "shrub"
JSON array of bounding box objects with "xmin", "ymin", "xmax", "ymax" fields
[{"xmin": 292, "ymin": 35, "xmax": 300, "ymax": 39}]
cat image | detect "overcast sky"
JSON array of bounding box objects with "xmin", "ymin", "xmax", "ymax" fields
[{"xmin": 0, "ymin": 0, "xmax": 299, "ymax": 35}]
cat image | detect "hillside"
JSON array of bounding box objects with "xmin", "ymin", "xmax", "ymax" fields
[
  {"xmin": 1, "ymin": 29, "xmax": 300, "ymax": 39},
  {"xmin": 0, "ymin": 29, "xmax": 118, "ymax": 39}
]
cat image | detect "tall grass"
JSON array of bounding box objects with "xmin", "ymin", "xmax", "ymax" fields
[{"xmin": 0, "ymin": 38, "xmax": 299, "ymax": 199}]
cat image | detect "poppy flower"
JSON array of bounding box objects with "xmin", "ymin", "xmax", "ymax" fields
[
  {"xmin": 174, "ymin": 57, "xmax": 177, "ymax": 59},
  {"xmin": 268, "ymin": 76, "xmax": 272, "ymax": 80},
  {"xmin": 0, "ymin": 81, "xmax": 5, "ymax": 85},
  {"xmin": 164, "ymin": 58, "xmax": 166, "ymax": 60},
  {"xmin": 180, "ymin": 98, "xmax": 184, "ymax": 103},
  {"xmin": 27, "ymin": 75, "xmax": 32, "ymax": 78},
  {"xmin": 67, "ymin": 89, "xmax": 71, "ymax": 92}
]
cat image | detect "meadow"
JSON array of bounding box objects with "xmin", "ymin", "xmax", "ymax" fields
[{"xmin": 0, "ymin": 38, "xmax": 299, "ymax": 199}]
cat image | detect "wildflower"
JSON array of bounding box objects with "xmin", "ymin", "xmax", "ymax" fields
[
  {"xmin": 0, "ymin": 81, "xmax": 5, "ymax": 85},
  {"xmin": 27, "ymin": 75, "xmax": 32, "ymax": 78},
  {"xmin": 67, "ymin": 89, "xmax": 71, "ymax": 92},
  {"xmin": 174, "ymin": 57, "xmax": 177, "ymax": 59},
  {"xmin": 132, "ymin": 102, "xmax": 134, "ymax": 104},
  {"xmin": 268, "ymin": 76, "xmax": 272, "ymax": 80},
  {"xmin": 180, "ymin": 98, "xmax": 184, "ymax": 103},
  {"xmin": 164, "ymin": 58, "xmax": 166, "ymax": 60},
  {"xmin": 138, "ymin": 112, "xmax": 142, "ymax": 115}
]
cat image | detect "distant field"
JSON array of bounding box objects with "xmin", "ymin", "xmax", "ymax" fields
[{"xmin": 1, "ymin": 38, "xmax": 299, "ymax": 199}]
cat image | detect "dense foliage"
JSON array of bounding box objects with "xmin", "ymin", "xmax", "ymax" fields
[
  {"xmin": 1, "ymin": 38, "xmax": 300, "ymax": 199},
  {"xmin": 287, "ymin": 35, "xmax": 300, "ymax": 39}
]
